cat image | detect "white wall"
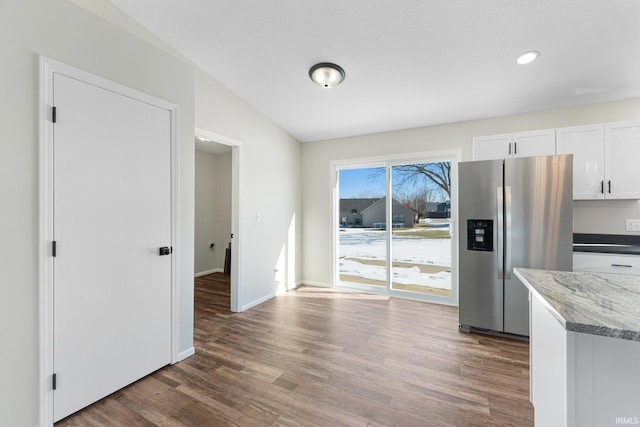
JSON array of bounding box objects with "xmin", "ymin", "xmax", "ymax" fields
[
  {"xmin": 194, "ymin": 150, "xmax": 232, "ymax": 275},
  {"xmin": 0, "ymin": 1, "xmax": 196, "ymax": 425},
  {"xmin": 574, "ymin": 200, "xmax": 640, "ymax": 234},
  {"xmin": 1, "ymin": 1, "xmax": 303, "ymax": 424},
  {"xmin": 214, "ymin": 153, "xmax": 233, "ymax": 269},
  {"xmin": 301, "ymin": 99, "xmax": 640, "ymax": 286},
  {"xmin": 194, "ymin": 150, "xmax": 218, "ymax": 274},
  {"xmin": 194, "ymin": 68, "xmax": 302, "ymax": 308}
]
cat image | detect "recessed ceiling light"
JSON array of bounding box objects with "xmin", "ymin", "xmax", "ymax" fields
[{"xmin": 516, "ymin": 51, "xmax": 540, "ymax": 65}]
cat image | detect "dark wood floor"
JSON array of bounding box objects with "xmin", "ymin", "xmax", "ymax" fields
[{"xmin": 57, "ymin": 273, "xmax": 533, "ymax": 426}]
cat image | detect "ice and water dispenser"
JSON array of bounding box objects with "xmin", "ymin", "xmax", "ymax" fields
[{"xmin": 467, "ymin": 219, "xmax": 493, "ymax": 252}]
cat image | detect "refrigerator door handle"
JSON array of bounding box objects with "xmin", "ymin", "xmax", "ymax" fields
[
  {"xmin": 505, "ymin": 186, "xmax": 512, "ymax": 279},
  {"xmin": 497, "ymin": 187, "xmax": 504, "ymax": 279}
]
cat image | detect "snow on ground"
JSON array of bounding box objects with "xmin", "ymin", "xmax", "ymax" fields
[
  {"xmin": 339, "ymin": 228, "xmax": 451, "ymax": 265},
  {"xmin": 339, "ymin": 228, "xmax": 452, "ymax": 290},
  {"xmin": 340, "ymin": 259, "xmax": 451, "ymax": 290}
]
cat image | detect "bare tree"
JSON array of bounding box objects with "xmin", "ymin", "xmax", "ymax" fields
[
  {"xmin": 369, "ymin": 162, "xmax": 451, "ymax": 197},
  {"xmin": 366, "ymin": 162, "xmax": 451, "ymax": 217},
  {"xmin": 369, "ymin": 162, "xmax": 451, "ymax": 200},
  {"xmin": 392, "ymin": 162, "xmax": 451, "ymax": 199}
]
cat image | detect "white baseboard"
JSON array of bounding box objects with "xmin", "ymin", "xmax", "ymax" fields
[
  {"xmin": 240, "ymin": 292, "xmax": 275, "ymax": 312},
  {"xmin": 238, "ymin": 282, "xmax": 330, "ymax": 311},
  {"xmin": 194, "ymin": 268, "xmax": 223, "ymax": 278},
  {"xmin": 276, "ymin": 281, "xmax": 303, "ymax": 296},
  {"xmin": 300, "ymin": 280, "xmax": 332, "ymax": 288},
  {"xmin": 177, "ymin": 346, "xmax": 195, "ymax": 362}
]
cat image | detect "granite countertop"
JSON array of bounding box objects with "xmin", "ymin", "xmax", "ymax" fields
[
  {"xmin": 573, "ymin": 233, "xmax": 640, "ymax": 255},
  {"xmin": 514, "ymin": 268, "xmax": 640, "ymax": 342}
]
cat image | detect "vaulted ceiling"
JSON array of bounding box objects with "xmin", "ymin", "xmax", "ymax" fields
[{"xmin": 110, "ymin": 0, "xmax": 640, "ymax": 142}]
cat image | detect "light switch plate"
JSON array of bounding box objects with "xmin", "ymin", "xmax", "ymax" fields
[{"xmin": 626, "ymin": 219, "xmax": 640, "ymax": 231}]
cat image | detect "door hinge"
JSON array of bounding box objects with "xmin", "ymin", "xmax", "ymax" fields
[
  {"xmin": 52, "ymin": 373, "xmax": 57, "ymax": 390},
  {"xmin": 52, "ymin": 240, "xmax": 57, "ymax": 257},
  {"xmin": 52, "ymin": 106, "xmax": 57, "ymax": 123}
]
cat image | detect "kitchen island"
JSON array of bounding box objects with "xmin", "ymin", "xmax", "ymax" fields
[{"xmin": 514, "ymin": 268, "xmax": 640, "ymax": 427}]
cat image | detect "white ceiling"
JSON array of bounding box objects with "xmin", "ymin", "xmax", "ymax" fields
[{"xmin": 110, "ymin": 0, "xmax": 640, "ymax": 143}]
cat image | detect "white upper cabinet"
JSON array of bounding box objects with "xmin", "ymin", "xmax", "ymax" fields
[
  {"xmin": 512, "ymin": 129, "xmax": 557, "ymax": 158},
  {"xmin": 473, "ymin": 129, "xmax": 556, "ymax": 161},
  {"xmin": 557, "ymin": 120, "xmax": 640, "ymax": 200},
  {"xmin": 605, "ymin": 121, "xmax": 640, "ymax": 199},
  {"xmin": 472, "ymin": 133, "xmax": 512, "ymax": 160},
  {"xmin": 556, "ymin": 124, "xmax": 605, "ymax": 199}
]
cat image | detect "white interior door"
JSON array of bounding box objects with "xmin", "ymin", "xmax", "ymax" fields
[{"xmin": 53, "ymin": 73, "xmax": 172, "ymax": 421}]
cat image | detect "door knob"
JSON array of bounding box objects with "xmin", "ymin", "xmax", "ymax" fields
[{"xmin": 159, "ymin": 246, "xmax": 172, "ymax": 256}]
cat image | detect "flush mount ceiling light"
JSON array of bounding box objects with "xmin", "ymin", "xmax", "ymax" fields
[
  {"xmin": 516, "ymin": 50, "xmax": 540, "ymax": 65},
  {"xmin": 309, "ymin": 62, "xmax": 345, "ymax": 88}
]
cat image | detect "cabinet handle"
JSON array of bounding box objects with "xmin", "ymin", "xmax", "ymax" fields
[
  {"xmin": 508, "ymin": 142, "xmax": 512, "ymax": 155},
  {"xmin": 601, "ymin": 181, "xmax": 604, "ymax": 194},
  {"xmin": 514, "ymin": 141, "xmax": 517, "ymax": 154},
  {"xmin": 608, "ymin": 180, "xmax": 611, "ymax": 194},
  {"xmin": 611, "ymin": 264, "xmax": 632, "ymax": 268}
]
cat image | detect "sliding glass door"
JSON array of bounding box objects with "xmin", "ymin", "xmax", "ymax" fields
[
  {"xmin": 335, "ymin": 155, "xmax": 456, "ymax": 304},
  {"xmin": 337, "ymin": 165, "xmax": 387, "ymax": 288},
  {"xmin": 390, "ymin": 162, "xmax": 452, "ymax": 298}
]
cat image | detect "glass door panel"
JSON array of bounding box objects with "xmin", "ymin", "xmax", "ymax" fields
[
  {"xmin": 390, "ymin": 162, "xmax": 452, "ymax": 297},
  {"xmin": 337, "ymin": 166, "xmax": 387, "ymax": 288}
]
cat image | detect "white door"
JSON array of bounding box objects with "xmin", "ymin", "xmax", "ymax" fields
[{"xmin": 53, "ymin": 73, "xmax": 172, "ymax": 421}]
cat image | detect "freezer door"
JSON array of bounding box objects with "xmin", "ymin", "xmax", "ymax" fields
[
  {"xmin": 458, "ymin": 159, "xmax": 504, "ymax": 332},
  {"xmin": 504, "ymin": 155, "xmax": 573, "ymax": 336}
]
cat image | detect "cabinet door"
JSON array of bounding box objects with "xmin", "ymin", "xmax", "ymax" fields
[
  {"xmin": 512, "ymin": 129, "xmax": 556, "ymax": 158},
  {"xmin": 556, "ymin": 125, "xmax": 605, "ymax": 200},
  {"xmin": 530, "ymin": 294, "xmax": 569, "ymax": 426},
  {"xmin": 472, "ymin": 133, "xmax": 512, "ymax": 160},
  {"xmin": 573, "ymin": 252, "xmax": 640, "ymax": 275},
  {"xmin": 605, "ymin": 121, "xmax": 640, "ymax": 199}
]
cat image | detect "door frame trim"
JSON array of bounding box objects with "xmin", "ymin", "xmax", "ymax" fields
[
  {"xmin": 38, "ymin": 56, "xmax": 180, "ymax": 426},
  {"xmin": 194, "ymin": 127, "xmax": 243, "ymax": 312}
]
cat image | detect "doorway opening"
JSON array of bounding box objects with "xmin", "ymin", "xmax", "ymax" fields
[
  {"xmin": 194, "ymin": 128, "xmax": 242, "ymax": 312},
  {"xmin": 333, "ymin": 151, "xmax": 459, "ymax": 305}
]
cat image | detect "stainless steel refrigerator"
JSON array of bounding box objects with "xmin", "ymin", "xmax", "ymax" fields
[{"xmin": 458, "ymin": 154, "xmax": 573, "ymax": 337}]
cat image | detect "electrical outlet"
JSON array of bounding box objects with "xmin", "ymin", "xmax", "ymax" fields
[{"xmin": 626, "ymin": 219, "xmax": 640, "ymax": 232}]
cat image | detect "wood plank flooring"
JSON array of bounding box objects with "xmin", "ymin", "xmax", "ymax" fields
[{"xmin": 57, "ymin": 273, "xmax": 533, "ymax": 426}]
